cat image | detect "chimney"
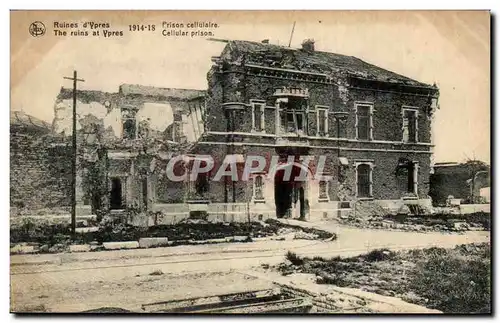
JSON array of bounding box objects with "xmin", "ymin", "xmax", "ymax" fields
[
  {"xmin": 301, "ymin": 39, "xmax": 315, "ymax": 52},
  {"xmin": 261, "ymin": 39, "xmax": 270, "ymax": 44}
]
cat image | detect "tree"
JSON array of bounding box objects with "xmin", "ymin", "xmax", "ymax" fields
[{"xmin": 462, "ymin": 159, "xmax": 490, "ymax": 204}]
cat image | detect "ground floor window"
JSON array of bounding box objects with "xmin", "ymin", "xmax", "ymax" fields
[
  {"xmin": 396, "ymin": 158, "xmax": 419, "ymax": 196},
  {"xmin": 253, "ymin": 175, "xmax": 265, "ymax": 201},
  {"xmin": 195, "ymin": 173, "xmax": 210, "ymax": 197},
  {"xmin": 318, "ymin": 180, "xmax": 329, "ymax": 201},
  {"xmin": 356, "ymin": 162, "xmax": 373, "ymax": 198},
  {"xmin": 407, "ymin": 162, "xmax": 419, "ymax": 194}
]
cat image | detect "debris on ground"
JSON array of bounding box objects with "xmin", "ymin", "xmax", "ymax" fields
[
  {"xmin": 10, "ymin": 217, "xmax": 334, "ymax": 254},
  {"xmin": 294, "ymin": 231, "xmax": 319, "ymax": 240},
  {"xmin": 272, "ymin": 243, "xmax": 491, "ymax": 314},
  {"xmin": 337, "ymin": 206, "xmax": 490, "ymax": 233}
]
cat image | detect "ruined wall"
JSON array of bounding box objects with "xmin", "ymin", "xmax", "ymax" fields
[
  {"xmin": 54, "ymin": 91, "xmax": 173, "ymax": 140},
  {"xmin": 54, "ymin": 87, "xmax": 204, "ymax": 144},
  {"xmin": 205, "ymin": 68, "xmax": 227, "ymax": 133},
  {"xmin": 429, "ymin": 165, "xmax": 490, "ymax": 205},
  {"xmin": 10, "ymin": 127, "xmax": 72, "ymax": 212}
]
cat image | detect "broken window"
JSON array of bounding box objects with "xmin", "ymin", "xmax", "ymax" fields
[
  {"xmin": 319, "ymin": 180, "xmax": 328, "ymax": 201},
  {"xmin": 122, "ymin": 109, "xmax": 137, "ymax": 139},
  {"xmin": 317, "ymin": 108, "xmax": 328, "ymax": 136},
  {"xmin": 356, "ymin": 104, "xmax": 372, "ymax": 140},
  {"xmin": 402, "ymin": 108, "xmax": 418, "ymax": 143},
  {"xmin": 171, "ymin": 113, "xmax": 183, "ymax": 142},
  {"xmin": 286, "ymin": 112, "xmax": 295, "ymax": 132},
  {"xmin": 123, "ymin": 119, "xmax": 136, "ymax": 139},
  {"xmin": 137, "ymin": 120, "xmax": 150, "ymax": 139},
  {"xmin": 357, "ymin": 163, "xmax": 372, "ymax": 198},
  {"xmin": 278, "ymin": 97, "xmax": 306, "ymax": 134},
  {"xmin": 253, "ymin": 175, "xmax": 265, "ymax": 201},
  {"xmin": 251, "ymin": 101, "xmax": 265, "ymax": 132}
]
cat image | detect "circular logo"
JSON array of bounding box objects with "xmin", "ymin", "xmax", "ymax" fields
[{"xmin": 29, "ymin": 21, "xmax": 46, "ymax": 37}]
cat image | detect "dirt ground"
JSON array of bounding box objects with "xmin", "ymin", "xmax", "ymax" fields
[
  {"xmin": 10, "ymin": 224, "xmax": 490, "ymax": 314},
  {"xmin": 272, "ymin": 242, "xmax": 491, "ymax": 313},
  {"xmin": 10, "ymin": 270, "xmax": 274, "ymax": 313}
]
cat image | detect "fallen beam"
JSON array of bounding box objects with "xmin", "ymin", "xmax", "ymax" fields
[
  {"xmin": 142, "ymin": 288, "xmax": 280, "ymax": 313},
  {"xmin": 191, "ymin": 297, "xmax": 313, "ymax": 314}
]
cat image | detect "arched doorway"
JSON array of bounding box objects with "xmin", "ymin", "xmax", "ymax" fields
[{"xmin": 273, "ymin": 162, "xmax": 310, "ymax": 219}]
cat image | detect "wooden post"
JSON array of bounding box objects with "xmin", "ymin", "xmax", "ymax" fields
[{"xmin": 63, "ymin": 71, "xmax": 85, "ymax": 239}]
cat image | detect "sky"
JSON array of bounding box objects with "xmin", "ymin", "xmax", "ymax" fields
[{"xmin": 10, "ymin": 10, "xmax": 490, "ymax": 163}]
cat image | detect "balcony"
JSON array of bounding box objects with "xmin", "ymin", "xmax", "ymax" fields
[
  {"xmin": 275, "ymin": 136, "xmax": 310, "ymax": 147},
  {"xmin": 273, "ymin": 87, "xmax": 309, "ymax": 98},
  {"xmin": 222, "ymin": 102, "xmax": 247, "ymax": 111}
]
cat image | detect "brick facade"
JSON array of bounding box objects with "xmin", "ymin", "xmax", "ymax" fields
[
  {"xmin": 194, "ymin": 39, "xmax": 439, "ymax": 219},
  {"xmin": 19, "ymin": 39, "xmax": 440, "ymax": 221},
  {"xmin": 10, "ymin": 112, "xmax": 72, "ymax": 214}
]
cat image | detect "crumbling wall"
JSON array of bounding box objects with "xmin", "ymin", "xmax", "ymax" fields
[{"xmin": 10, "ymin": 129, "xmax": 72, "ymax": 212}]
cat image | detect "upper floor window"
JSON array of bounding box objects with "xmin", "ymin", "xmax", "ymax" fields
[
  {"xmin": 402, "ymin": 107, "xmax": 419, "ymax": 143},
  {"xmin": 251, "ymin": 100, "xmax": 265, "ymax": 132},
  {"xmin": 122, "ymin": 110, "xmax": 137, "ymax": 140},
  {"xmin": 278, "ymin": 97, "xmax": 306, "ymax": 135},
  {"xmin": 356, "ymin": 162, "xmax": 374, "ymax": 198},
  {"xmin": 355, "ymin": 103, "xmax": 373, "ymax": 141},
  {"xmin": 334, "ymin": 113, "xmax": 348, "ymax": 138},
  {"xmin": 137, "ymin": 119, "xmax": 150, "ymax": 139},
  {"xmin": 171, "ymin": 114, "xmax": 183, "ymax": 142},
  {"xmin": 316, "ymin": 106, "xmax": 329, "ymax": 137}
]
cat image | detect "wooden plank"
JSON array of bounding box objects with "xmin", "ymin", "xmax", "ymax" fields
[
  {"xmin": 192, "ymin": 297, "xmax": 312, "ymax": 314},
  {"xmin": 141, "ymin": 288, "xmax": 280, "ymax": 313}
]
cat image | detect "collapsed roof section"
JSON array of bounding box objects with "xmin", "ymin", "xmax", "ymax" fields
[{"xmin": 215, "ymin": 39, "xmax": 437, "ymax": 90}]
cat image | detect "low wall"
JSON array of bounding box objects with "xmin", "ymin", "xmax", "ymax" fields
[
  {"xmin": 459, "ymin": 204, "xmax": 490, "ymax": 214},
  {"xmin": 309, "ymin": 201, "xmax": 351, "ymax": 221},
  {"xmin": 375, "ymin": 198, "xmax": 432, "ymax": 213},
  {"xmin": 126, "ymin": 203, "xmax": 276, "ymax": 227}
]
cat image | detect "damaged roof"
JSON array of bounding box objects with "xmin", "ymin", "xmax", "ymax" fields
[
  {"xmin": 56, "ymin": 84, "xmax": 206, "ymax": 103},
  {"xmin": 225, "ymin": 40, "xmax": 434, "ymax": 88},
  {"xmin": 119, "ymin": 84, "xmax": 206, "ymax": 101},
  {"xmin": 10, "ymin": 111, "xmax": 52, "ymax": 132}
]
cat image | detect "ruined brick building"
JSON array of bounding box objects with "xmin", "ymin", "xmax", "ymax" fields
[
  {"xmin": 188, "ymin": 39, "xmax": 440, "ymax": 220},
  {"xmin": 430, "ymin": 161, "xmax": 490, "ymax": 206},
  {"xmin": 51, "ymin": 84, "xmax": 206, "ymax": 220},
  {"xmin": 29, "ymin": 38, "xmax": 440, "ymax": 223}
]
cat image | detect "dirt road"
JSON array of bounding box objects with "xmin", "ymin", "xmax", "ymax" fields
[{"xmin": 11, "ymin": 226, "xmax": 490, "ymax": 313}]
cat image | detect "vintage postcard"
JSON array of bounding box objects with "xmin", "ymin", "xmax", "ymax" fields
[{"xmin": 10, "ymin": 10, "xmax": 491, "ymax": 314}]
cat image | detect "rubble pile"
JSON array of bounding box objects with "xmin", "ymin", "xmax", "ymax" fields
[
  {"xmin": 337, "ymin": 201, "xmax": 490, "ymax": 233},
  {"xmin": 339, "ymin": 201, "xmax": 389, "ymax": 225},
  {"xmin": 270, "ymin": 227, "xmax": 320, "ymax": 241},
  {"xmin": 266, "ymin": 219, "xmax": 336, "ymax": 241}
]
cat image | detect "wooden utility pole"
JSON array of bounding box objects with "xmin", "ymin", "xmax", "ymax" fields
[
  {"xmin": 288, "ymin": 21, "xmax": 296, "ymax": 47},
  {"xmin": 63, "ymin": 71, "xmax": 85, "ymax": 239}
]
